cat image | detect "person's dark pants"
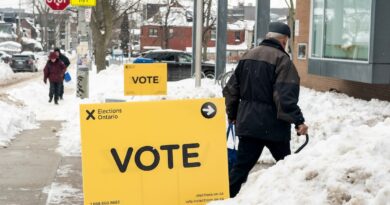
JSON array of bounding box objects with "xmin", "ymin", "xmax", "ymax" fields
[
  {"xmin": 59, "ymin": 81, "xmax": 64, "ymax": 99},
  {"xmin": 49, "ymin": 82, "xmax": 61, "ymax": 103},
  {"xmin": 229, "ymin": 137, "xmax": 291, "ymax": 197}
]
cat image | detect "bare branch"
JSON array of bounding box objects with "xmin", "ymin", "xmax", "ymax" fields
[{"xmin": 113, "ymin": 0, "xmax": 142, "ymax": 23}]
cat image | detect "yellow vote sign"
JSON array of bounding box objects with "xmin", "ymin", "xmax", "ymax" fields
[
  {"xmin": 71, "ymin": 0, "xmax": 96, "ymax": 7},
  {"xmin": 124, "ymin": 63, "xmax": 167, "ymax": 96},
  {"xmin": 80, "ymin": 98, "xmax": 229, "ymax": 205}
]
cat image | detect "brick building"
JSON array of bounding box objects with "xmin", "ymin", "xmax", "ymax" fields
[
  {"xmin": 294, "ymin": 0, "xmax": 390, "ymax": 101},
  {"xmin": 141, "ymin": 25, "xmax": 246, "ymax": 52},
  {"xmin": 140, "ymin": 5, "xmax": 247, "ymax": 54}
]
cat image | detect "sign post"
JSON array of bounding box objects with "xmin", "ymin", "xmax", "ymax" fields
[{"xmin": 80, "ymin": 98, "xmax": 229, "ymax": 205}]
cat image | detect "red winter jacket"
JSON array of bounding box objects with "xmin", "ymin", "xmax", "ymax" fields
[{"xmin": 43, "ymin": 59, "xmax": 66, "ymax": 83}]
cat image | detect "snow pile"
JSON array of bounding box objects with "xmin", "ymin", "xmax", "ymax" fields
[
  {"xmin": 6, "ymin": 61, "xmax": 390, "ymax": 204},
  {"xmin": 7, "ymin": 64, "xmax": 221, "ymax": 156},
  {"xmin": 21, "ymin": 37, "xmax": 43, "ymax": 51},
  {"xmin": 210, "ymin": 118, "xmax": 390, "ymax": 205},
  {"xmin": 0, "ymin": 63, "xmax": 14, "ymax": 82},
  {"xmin": 0, "ymin": 41, "xmax": 21, "ymax": 53},
  {"xmin": 8, "ymin": 81, "xmax": 80, "ymax": 121},
  {"xmin": 209, "ymin": 90, "xmax": 390, "ymax": 204},
  {"xmin": 90, "ymin": 64, "xmax": 221, "ymax": 101},
  {"xmin": 0, "ymin": 100, "xmax": 37, "ymax": 147},
  {"xmin": 58, "ymin": 64, "xmax": 222, "ymax": 156}
]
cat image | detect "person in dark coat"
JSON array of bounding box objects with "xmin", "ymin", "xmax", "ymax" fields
[
  {"xmin": 223, "ymin": 22, "xmax": 309, "ymax": 198},
  {"xmin": 44, "ymin": 52, "xmax": 66, "ymax": 105},
  {"xmin": 54, "ymin": 48, "xmax": 70, "ymax": 100}
]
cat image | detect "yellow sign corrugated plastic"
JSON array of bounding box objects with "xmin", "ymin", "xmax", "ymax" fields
[
  {"xmin": 124, "ymin": 63, "xmax": 168, "ymax": 96},
  {"xmin": 70, "ymin": 0, "xmax": 96, "ymax": 7},
  {"xmin": 80, "ymin": 98, "xmax": 229, "ymax": 205}
]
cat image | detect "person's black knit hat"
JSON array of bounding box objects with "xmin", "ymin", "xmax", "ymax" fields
[
  {"xmin": 269, "ymin": 22, "xmax": 291, "ymax": 38},
  {"xmin": 54, "ymin": 48, "xmax": 61, "ymax": 53}
]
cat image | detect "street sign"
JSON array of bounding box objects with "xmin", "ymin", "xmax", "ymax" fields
[
  {"xmin": 80, "ymin": 98, "xmax": 229, "ymax": 205},
  {"xmin": 124, "ymin": 63, "xmax": 167, "ymax": 96},
  {"xmin": 85, "ymin": 8, "xmax": 92, "ymax": 23},
  {"xmin": 46, "ymin": 0, "xmax": 69, "ymax": 10},
  {"xmin": 71, "ymin": 0, "xmax": 96, "ymax": 7}
]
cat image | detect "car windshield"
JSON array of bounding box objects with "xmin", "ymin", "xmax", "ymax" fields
[
  {"xmin": 143, "ymin": 53, "xmax": 159, "ymax": 60},
  {"xmin": 13, "ymin": 55, "xmax": 30, "ymax": 60},
  {"xmin": 178, "ymin": 53, "xmax": 192, "ymax": 63},
  {"xmin": 144, "ymin": 52, "xmax": 176, "ymax": 61}
]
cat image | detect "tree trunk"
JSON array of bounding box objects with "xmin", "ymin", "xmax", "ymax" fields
[
  {"xmin": 202, "ymin": 44, "xmax": 208, "ymax": 61},
  {"xmin": 95, "ymin": 42, "xmax": 106, "ymax": 73},
  {"xmin": 44, "ymin": 13, "xmax": 49, "ymax": 51},
  {"xmin": 202, "ymin": 0, "xmax": 212, "ymax": 62},
  {"xmin": 91, "ymin": 0, "xmax": 114, "ymax": 73}
]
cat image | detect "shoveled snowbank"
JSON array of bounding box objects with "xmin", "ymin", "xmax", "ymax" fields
[
  {"xmin": 0, "ymin": 99, "xmax": 37, "ymax": 147},
  {"xmin": 210, "ymin": 118, "xmax": 390, "ymax": 205},
  {"xmin": 6, "ymin": 63, "xmax": 390, "ymax": 204},
  {"xmin": 0, "ymin": 63, "xmax": 14, "ymax": 82}
]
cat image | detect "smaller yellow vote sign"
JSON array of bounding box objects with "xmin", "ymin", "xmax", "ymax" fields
[
  {"xmin": 71, "ymin": 0, "xmax": 96, "ymax": 7},
  {"xmin": 124, "ymin": 63, "xmax": 167, "ymax": 96}
]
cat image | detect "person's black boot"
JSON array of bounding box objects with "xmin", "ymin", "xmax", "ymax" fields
[
  {"xmin": 54, "ymin": 100, "xmax": 59, "ymax": 105},
  {"xmin": 48, "ymin": 97, "xmax": 53, "ymax": 103}
]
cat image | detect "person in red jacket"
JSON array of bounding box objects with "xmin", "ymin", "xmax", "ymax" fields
[{"xmin": 43, "ymin": 52, "xmax": 66, "ymax": 105}]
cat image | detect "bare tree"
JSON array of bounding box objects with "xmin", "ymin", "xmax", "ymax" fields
[
  {"xmin": 202, "ymin": 0, "xmax": 216, "ymax": 61},
  {"xmin": 148, "ymin": 0, "xmax": 181, "ymax": 49},
  {"xmin": 30, "ymin": 0, "xmax": 51, "ymax": 51},
  {"xmin": 90, "ymin": 0, "xmax": 141, "ymax": 73}
]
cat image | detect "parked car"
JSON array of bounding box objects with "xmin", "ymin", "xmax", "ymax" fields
[
  {"xmin": 10, "ymin": 54, "xmax": 38, "ymax": 72},
  {"xmin": 0, "ymin": 51, "xmax": 11, "ymax": 63},
  {"xmin": 134, "ymin": 50, "xmax": 215, "ymax": 81}
]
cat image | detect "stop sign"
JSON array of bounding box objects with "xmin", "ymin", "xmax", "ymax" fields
[{"xmin": 46, "ymin": 0, "xmax": 69, "ymax": 10}]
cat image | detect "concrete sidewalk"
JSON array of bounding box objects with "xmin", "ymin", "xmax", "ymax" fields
[{"xmin": 0, "ymin": 121, "xmax": 83, "ymax": 205}]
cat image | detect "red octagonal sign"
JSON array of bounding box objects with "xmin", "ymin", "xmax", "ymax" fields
[{"xmin": 46, "ymin": 0, "xmax": 69, "ymax": 10}]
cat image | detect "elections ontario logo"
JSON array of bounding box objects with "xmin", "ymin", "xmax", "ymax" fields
[{"xmin": 86, "ymin": 108, "xmax": 122, "ymax": 120}]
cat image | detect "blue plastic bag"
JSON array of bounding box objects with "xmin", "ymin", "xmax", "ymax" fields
[
  {"xmin": 64, "ymin": 72, "xmax": 71, "ymax": 82},
  {"xmin": 227, "ymin": 123, "xmax": 237, "ymax": 172}
]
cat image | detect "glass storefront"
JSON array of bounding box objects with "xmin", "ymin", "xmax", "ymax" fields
[{"xmin": 311, "ymin": 0, "xmax": 372, "ymax": 61}]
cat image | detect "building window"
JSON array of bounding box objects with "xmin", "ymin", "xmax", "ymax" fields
[
  {"xmin": 311, "ymin": 0, "xmax": 372, "ymax": 61},
  {"xmin": 149, "ymin": 28, "xmax": 158, "ymax": 37},
  {"xmin": 298, "ymin": 43, "xmax": 307, "ymax": 60},
  {"xmin": 211, "ymin": 30, "xmax": 216, "ymax": 41},
  {"xmin": 169, "ymin": 28, "xmax": 174, "ymax": 38},
  {"xmin": 235, "ymin": 31, "xmax": 241, "ymax": 41}
]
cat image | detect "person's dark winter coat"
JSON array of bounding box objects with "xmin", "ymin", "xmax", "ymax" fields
[
  {"xmin": 223, "ymin": 38, "xmax": 305, "ymax": 142},
  {"xmin": 44, "ymin": 59, "xmax": 66, "ymax": 83},
  {"xmin": 54, "ymin": 48, "xmax": 70, "ymax": 68},
  {"xmin": 54, "ymin": 48, "xmax": 70, "ymax": 100},
  {"xmin": 44, "ymin": 52, "xmax": 66, "ymax": 105}
]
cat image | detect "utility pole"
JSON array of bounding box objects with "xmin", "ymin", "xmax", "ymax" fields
[
  {"xmin": 32, "ymin": 0, "xmax": 35, "ymax": 25},
  {"xmin": 17, "ymin": 0, "xmax": 22, "ymax": 43},
  {"xmin": 194, "ymin": 0, "xmax": 203, "ymax": 87},
  {"xmin": 191, "ymin": 0, "xmax": 198, "ymax": 76},
  {"xmin": 255, "ymin": 0, "xmax": 270, "ymax": 45},
  {"xmin": 215, "ymin": 0, "xmax": 228, "ymax": 81}
]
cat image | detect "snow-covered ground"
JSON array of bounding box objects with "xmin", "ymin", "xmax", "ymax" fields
[
  {"xmin": 0, "ymin": 63, "xmax": 14, "ymax": 82},
  {"xmin": 3, "ymin": 63, "xmax": 390, "ymax": 204},
  {"xmin": 0, "ymin": 96, "xmax": 37, "ymax": 147}
]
